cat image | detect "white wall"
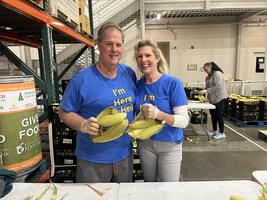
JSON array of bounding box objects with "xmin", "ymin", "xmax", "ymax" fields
[
  {"xmin": 122, "ymin": 24, "xmax": 267, "ymax": 83},
  {"xmin": 9, "ymin": 46, "xmax": 26, "ymax": 63},
  {"xmin": 146, "ymin": 24, "xmax": 237, "ymax": 83},
  {"xmin": 237, "ymin": 26, "xmax": 266, "ymax": 81},
  {"xmin": 121, "ymin": 23, "xmax": 142, "ymax": 78}
]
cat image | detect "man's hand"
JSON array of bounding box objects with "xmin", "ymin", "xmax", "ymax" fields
[
  {"xmin": 141, "ymin": 103, "xmax": 160, "ymax": 119},
  {"xmin": 80, "ymin": 117, "xmax": 100, "ymax": 136}
]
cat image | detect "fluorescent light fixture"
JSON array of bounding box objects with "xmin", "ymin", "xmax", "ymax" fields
[
  {"xmin": 51, "ymin": 21, "xmax": 64, "ymax": 26},
  {"xmin": 156, "ymin": 13, "xmax": 161, "ymax": 20},
  {"xmin": 0, "ymin": 26, "xmax": 12, "ymax": 30},
  {"xmin": 5, "ymin": 26, "xmax": 12, "ymax": 30}
]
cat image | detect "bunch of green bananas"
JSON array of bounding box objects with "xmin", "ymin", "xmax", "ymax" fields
[
  {"xmin": 228, "ymin": 94, "xmax": 261, "ymax": 104},
  {"xmin": 127, "ymin": 112, "xmax": 164, "ymax": 140},
  {"xmin": 229, "ymin": 94, "xmax": 241, "ymax": 99},
  {"xmin": 258, "ymin": 97, "xmax": 267, "ymax": 102},
  {"xmin": 198, "ymin": 95, "xmax": 206, "ymax": 103},
  {"xmin": 237, "ymin": 97, "xmax": 259, "ymax": 103},
  {"xmin": 91, "ymin": 107, "xmax": 128, "ymax": 143},
  {"xmin": 229, "ymin": 182, "xmax": 267, "ymax": 200},
  {"xmin": 258, "ymin": 183, "xmax": 267, "ymax": 200}
]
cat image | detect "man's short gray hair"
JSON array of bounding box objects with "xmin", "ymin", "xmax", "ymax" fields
[{"xmin": 97, "ymin": 22, "xmax": 124, "ymax": 43}]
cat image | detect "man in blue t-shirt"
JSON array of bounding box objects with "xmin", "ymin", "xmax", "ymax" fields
[{"xmin": 58, "ymin": 22, "xmax": 136, "ymax": 183}]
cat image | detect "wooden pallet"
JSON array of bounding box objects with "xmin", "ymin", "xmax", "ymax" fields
[
  {"xmin": 258, "ymin": 130, "xmax": 267, "ymax": 142},
  {"xmin": 223, "ymin": 113, "xmax": 265, "ymax": 127}
]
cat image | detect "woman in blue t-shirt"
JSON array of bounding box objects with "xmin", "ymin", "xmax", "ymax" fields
[{"xmin": 134, "ymin": 39, "xmax": 189, "ymax": 182}]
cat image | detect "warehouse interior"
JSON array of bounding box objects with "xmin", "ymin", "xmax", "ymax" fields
[{"xmin": 0, "ymin": 0, "xmax": 267, "ymax": 199}]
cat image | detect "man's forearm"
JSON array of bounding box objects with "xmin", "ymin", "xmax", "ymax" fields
[{"xmin": 58, "ymin": 107, "xmax": 85, "ymax": 132}]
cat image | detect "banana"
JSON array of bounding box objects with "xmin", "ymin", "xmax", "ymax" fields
[
  {"xmin": 137, "ymin": 124, "xmax": 164, "ymax": 140},
  {"xmin": 92, "ymin": 119, "xmax": 128, "ymax": 143},
  {"xmin": 128, "ymin": 128, "xmax": 143, "ymax": 138},
  {"xmin": 96, "ymin": 106, "xmax": 118, "ymax": 120},
  {"xmin": 91, "ymin": 107, "xmax": 128, "ymax": 143},
  {"xmin": 198, "ymin": 95, "xmax": 206, "ymax": 103},
  {"xmin": 128, "ymin": 123, "xmax": 164, "ymax": 140},
  {"xmin": 229, "ymin": 195, "xmax": 246, "ymax": 200},
  {"xmin": 97, "ymin": 112, "xmax": 126, "ymax": 127},
  {"xmin": 129, "ymin": 118, "xmax": 157, "ymax": 129},
  {"xmin": 257, "ymin": 183, "xmax": 267, "ymax": 200},
  {"xmin": 127, "ymin": 111, "xmax": 164, "ymax": 140}
]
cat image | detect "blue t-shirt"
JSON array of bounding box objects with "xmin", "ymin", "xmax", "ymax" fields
[
  {"xmin": 135, "ymin": 74, "xmax": 187, "ymax": 143},
  {"xmin": 60, "ymin": 64, "xmax": 136, "ymax": 163}
]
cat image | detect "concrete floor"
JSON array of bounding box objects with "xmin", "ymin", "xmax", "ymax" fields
[{"xmin": 181, "ymin": 117, "xmax": 267, "ymax": 181}]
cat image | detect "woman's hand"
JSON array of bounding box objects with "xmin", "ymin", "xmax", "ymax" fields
[
  {"xmin": 141, "ymin": 103, "xmax": 160, "ymax": 119},
  {"xmin": 80, "ymin": 117, "xmax": 100, "ymax": 135},
  {"xmin": 198, "ymin": 89, "xmax": 207, "ymax": 95}
]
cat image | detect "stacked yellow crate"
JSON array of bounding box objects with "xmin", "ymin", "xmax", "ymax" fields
[{"xmin": 78, "ymin": 0, "xmax": 91, "ymax": 36}]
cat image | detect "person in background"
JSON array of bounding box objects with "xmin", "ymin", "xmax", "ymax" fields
[
  {"xmin": 199, "ymin": 61, "xmax": 228, "ymax": 140},
  {"xmin": 58, "ymin": 22, "xmax": 136, "ymax": 183},
  {"xmin": 134, "ymin": 39, "xmax": 189, "ymax": 182}
]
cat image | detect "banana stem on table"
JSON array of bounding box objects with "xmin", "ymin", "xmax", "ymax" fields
[{"xmin": 85, "ymin": 184, "xmax": 104, "ymax": 196}]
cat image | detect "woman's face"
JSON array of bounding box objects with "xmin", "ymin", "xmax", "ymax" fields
[
  {"xmin": 136, "ymin": 46, "xmax": 159, "ymax": 75},
  {"xmin": 203, "ymin": 64, "xmax": 212, "ymax": 75}
]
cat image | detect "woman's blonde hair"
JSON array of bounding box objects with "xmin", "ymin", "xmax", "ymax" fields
[{"xmin": 134, "ymin": 39, "xmax": 168, "ymax": 74}]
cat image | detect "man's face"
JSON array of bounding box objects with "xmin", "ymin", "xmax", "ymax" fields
[{"xmin": 98, "ymin": 27, "xmax": 123, "ymax": 67}]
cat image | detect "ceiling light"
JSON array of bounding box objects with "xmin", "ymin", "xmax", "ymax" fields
[
  {"xmin": 156, "ymin": 13, "xmax": 161, "ymax": 20},
  {"xmin": 51, "ymin": 21, "xmax": 64, "ymax": 26},
  {"xmin": 0, "ymin": 26, "xmax": 12, "ymax": 30}
]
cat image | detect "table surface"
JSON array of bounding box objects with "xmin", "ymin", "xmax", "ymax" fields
[
  {"xmin": 188, "ymin": 101, "xmax": 215, "ymax": 109},
  {"xmin": 1, "ymin": 183, "xmax": 119, "ymax": 200},
  {"xmin": 2, "ymin": 180, "xmax": 262, "ymax": 200},
  {"xmin": 118, "ymin": 181, "xmax": 261, "ymax": 200},
  {"xmin": 252, "ymin": 170, "xmax": 267, "ymax": 185}
]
